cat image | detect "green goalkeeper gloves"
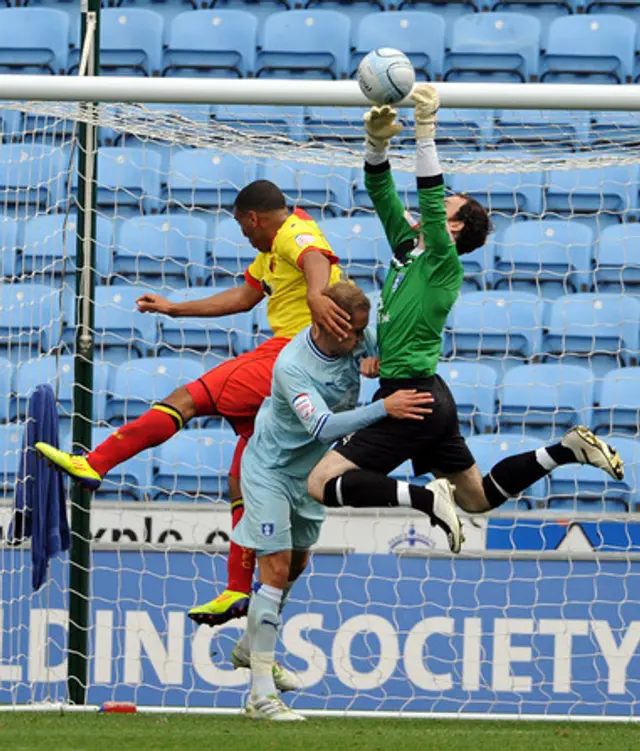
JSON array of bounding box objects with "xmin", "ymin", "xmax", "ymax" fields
[
  {"xmin": 411, "ymin": 83, "xmax": 439, "ymax": 140},
  {"xmin": 364, "ymin": 105, "xmax": 403, "ymax": 152}
]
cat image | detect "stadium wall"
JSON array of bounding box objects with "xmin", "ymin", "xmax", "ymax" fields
[{"xmin": 1, "ymin": 547, "xmax": 639, "ymax": 717}]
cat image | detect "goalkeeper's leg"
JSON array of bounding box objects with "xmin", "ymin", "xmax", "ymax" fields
[{"xmin": 438, "ymin": 426, "xmax": 624, "ymax": 514}]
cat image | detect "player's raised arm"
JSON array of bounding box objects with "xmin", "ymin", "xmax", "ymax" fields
[
  {"xmin": 302, "ymin": 252, "xmax": 352, "ymax": 341},
  {"xmin": 362, "ymin": 106, "xmax": 416, "ymax": 257},
  {"xmin": 136, "ymin": 283, "xmax": 264, "ymax": 318},
  {"xmin": 412, "ymin": 84, "xmax": 491, "ymax": 268}
]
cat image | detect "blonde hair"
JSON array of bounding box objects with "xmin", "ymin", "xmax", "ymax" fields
[{"xmin": 322, "ymin": 281, "xmax": 370, "ymax": 318}]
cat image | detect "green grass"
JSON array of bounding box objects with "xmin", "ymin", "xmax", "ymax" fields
[{"xmin": 0, "ymin": 713, "xmax": 637, "ymax": 751}]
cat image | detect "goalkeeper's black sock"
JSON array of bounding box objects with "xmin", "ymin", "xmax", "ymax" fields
[
  {"xmin": 323, "ymin": 469, "xmax": 434, "ymax": 517},
  {"xmin": 483, "ymin": 442, "xmax": 575, "ymax": 509}
]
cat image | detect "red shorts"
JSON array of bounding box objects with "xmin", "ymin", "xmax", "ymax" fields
[{"xmin": 185, "ymin": 337, "xmax": 290, "ymax": 441}]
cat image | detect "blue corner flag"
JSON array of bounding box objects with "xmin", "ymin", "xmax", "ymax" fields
[{"xmin": 9, "ymin": 383, "xmax": 70, "ymax": 591}]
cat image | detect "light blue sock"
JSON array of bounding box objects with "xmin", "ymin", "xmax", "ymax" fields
[{"xmin": 248, "ymin": 583, "xmax": 282, "ymax": 699}]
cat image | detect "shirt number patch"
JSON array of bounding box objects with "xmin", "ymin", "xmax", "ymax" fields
[
  {"xmin": 295, "ymin": 233, "xmax": 316, "ymax": 248},
  {"xmin": 293, "ymin": 393, "xmax": 315, "ymax": 420}
]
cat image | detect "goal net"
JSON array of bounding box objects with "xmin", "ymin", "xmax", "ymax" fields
[{"xmin": 0, "ymin": 92, "xmax": 639, "ymax": 717}]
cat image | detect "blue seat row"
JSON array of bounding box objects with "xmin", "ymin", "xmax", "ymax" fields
[
  {"xmin": 0, "ymin": 144, "xmax": 638, "ymax": 227},
  {"xmin": 4, "ymin": 215, "xmax": 640, "ymax": 300},
  {"xmin": 1, "ymin": 8, "xmax": 640, "ymax": 82},
  {"xmin": 0, "ymin": 414, "xmax": 637, "ymax": 509}
]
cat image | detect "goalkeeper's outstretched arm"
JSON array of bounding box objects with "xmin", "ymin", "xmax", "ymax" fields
[
  {"xmin": 411, "ymin": 84, "xmax": 457, "ymax": 262},
  {"xmin": 362, "ymin": 106, "xmax": 416, "ymax": 257}
]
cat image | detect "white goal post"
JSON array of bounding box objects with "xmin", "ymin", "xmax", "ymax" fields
[{"xmin": 0, "ymin": 76, "xmax": 640, "ymax": 719}]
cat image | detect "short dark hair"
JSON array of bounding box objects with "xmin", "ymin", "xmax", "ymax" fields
[
  {"xmin": 454, "ymin": 195, "xmax": 493, "ymax": 256},
  {"xmin": 234, "ymin": 180, "xmax": 287, "ymax": 214}
]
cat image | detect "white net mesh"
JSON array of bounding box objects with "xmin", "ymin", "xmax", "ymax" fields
[{"xmin": 0, "ymin": 100, "xmax": 640, "ymax": 716}]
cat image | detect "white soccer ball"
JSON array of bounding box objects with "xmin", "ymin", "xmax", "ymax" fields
[{"xmin": 357, "ymin": 48, "xmax": 416, "ymax": 106}]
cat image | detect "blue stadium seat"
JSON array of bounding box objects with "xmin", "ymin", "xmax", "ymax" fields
[
  {"xmin": 437, "ymin": 360, "xmax": 498, "ymax": 435},
  {"xmin": 0, "ymin": 283, "xmax": 62, "ymax": 362},
  {"xmin": 321, "ymin": 216, "xmax": 392, "ymax": 292},
  {"xmin": 592, "ymin": 366, "xmax": 640, "ymax": 436},
  {"xmin": 97, "ymin": 147, "xmax": 163, "ymax": 216},
  {"xmin": 210, "ymin": 217, "xmax": 255, "ymax": 288},
  {"xmin": 167, "ymin": 150, "xmax": 257, "ymax": 214},
  {"xmin": 493, "ymin": 110, "xmax": 590, "ymax": 151},
  {"xmin": 158, "ymin": 289, "xmax": 254, "ymax": 359},
  {"xmin": 0, "ymin": 8, "xmax": 69, "ymax": 75},
  {"xmin": 352, "ymin": 12, "xmax": 445, "ymax": 81},
  {"xmin": 113, "ymin": 215, "xmax": 208, "ymax": 287},
  {"xmin": 13, "ymin": 355, "xmax": 110, "ymax": 425},
  {"xmin": 543, "ymin": 293, "xmax": 640, "ymax": 377},
  {"xmin": 153, "ymin": 426, "xmax": 238, "ymax": 500},
  {"xmin": 86, "ymin": 427, "xmax": 153, "ymax": 501},
  {"xmin": 594, "ymin": 224, "xmax": 640, "ymax": 294},
  {"xmin": 0, "ymin": 110, "xmax": 22, "ymax": 143},
  {"xmin": 0, "ymin": 424, "xmax": 24, "ymax": 494},
  {"xmin": 545, "ymin": 161, "xmax": 640, "ymax": 226},
  {"xmin": 213, "ymin": 105, "xmax": 305, "ymax": 141},
  {"xmin": 257, "ymin": 10, "xmax": 351, "ymax": 80},
  {"xmin": 0, "ymin": 143, "xmax": 70, "ymax": 212},
  {"xmin": 547, "ymin": 435, "xmax": 638, "ymax": 512},
  {"xmin": 460, "ymin": 238, "xmax": 495, "ymax": 292},
  {"xmin": 397, "ymin": 1, "xmax": 479, "ymax": 46},
  {"xmin": 444, "ymin": 12, "xmax": 541, "ymax": 83},
  {"xmin": 164, "ymin": 11, "xmax": 258, "ymax": 78},
  {"xmin": 353, "ymin": 167, "xmax": 420, "ymax": 214},
  {"xmin": 434, "ymin": 109, "xmax": 495, "ymax": 151},
  {"xmin": 106, "ymin": 357, "xmax": 203, "ymax": 425},
  {"xmin": 0, "ymin": 219, "xmax": 20, "ymax": 280},
  {"xmin": 589, "ymin": 111, "xmax": 640, "ymax": 148},
  {"xmin": 443, "ymin": 290, "xmax": 544, "ymax": 367},
  {"xmin": 540, "ymin": 15, "xmax": 635, "ymax": 83},
  {"xmin": 586, "ymin": 0, "xmax": 640, "ymax": 21},
  {"xmin": 498, "ymin": 363, "xmax": 594, "ymax": 440},
  {"xmin": 305, "ymin": 106, "xmax": 375, "ymax": 144},
  {"xmin": 22, "ymin": 214, "xmax": 113, "ymax": 280},
  {"xmin": 64, "ymin": 286, "xmax": 157, "ymax": 364},
  {"xmin": 99, "ymin": 9, "xmax": 164, "ymax": 77},
  {"xmin": 262, "ymin": 160, "xmax": 353, "ymax": 218},
  {"xmin": 466, "ymin": 434, "xmax": 548, "ymax": 509},
  {"xmin": 494, "ymin": 220, "xmax": 594, "ymax": 297},
  {"xmin": 448, "ymin": 158, "xmax": 544, "ymax": 218},
  {"xmin": 490, "ymin": 1, "xmax": 574, "ymax": 49},
  {"xmin": 0, "ymin": 357, "xmax": 12, "ymax": 423}
]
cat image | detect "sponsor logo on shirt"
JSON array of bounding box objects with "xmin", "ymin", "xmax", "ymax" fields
[
  {"xmin": 391, "ymin": 273, "xmax": 404, "ymax": 293},
  {"xmin": 293, "ymin": 393, "xmax": 315, "ymax": 420},
  {"xmin": 295, "ymin": 233, "xmax": 316, "ymax": 248}
]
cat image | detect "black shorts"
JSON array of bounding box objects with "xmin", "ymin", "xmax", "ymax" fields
[{"xmin": 335, "ymin": 374, "xmax": 475, "ymax": 477}]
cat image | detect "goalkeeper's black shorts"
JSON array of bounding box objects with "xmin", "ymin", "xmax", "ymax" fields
[{"xmin": 334, "ymin": 374, "xmax": 475, "ymax": 477}]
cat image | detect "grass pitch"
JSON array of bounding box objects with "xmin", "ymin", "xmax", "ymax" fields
[{"xmin": 0, "ymin": 713, "xmax": 637, "ymax": 751}]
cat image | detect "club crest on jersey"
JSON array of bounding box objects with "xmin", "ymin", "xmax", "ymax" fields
[
  {"xmin": 391, "ymin": 273, "xmax": 405, "ymax": 293},
  {"xmin": 261, "ymin": 522, "xmax": 275, "ymax": 538},
  {"xmin": 295, "ymin": 233, "xmax": 316, "ymax": 248},
  {"xmin": 293, "ymin": 393, "xmax": 315, "ymax": 420}
]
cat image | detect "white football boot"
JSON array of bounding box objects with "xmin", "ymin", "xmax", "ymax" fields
[
  {"xmin": 231, "ymin": 641, "xmax": 302, "ymax": 693},
  {"xmin": 245, "ymin": 693, "xmax": 305, "ymax": 722},
  {"xmin": 426, "ymin": 478, "xmax": 464, "ymax": 554},
  {"xmin": 561, "ymin": 426, "xmax": 624, "ymax": 481}
]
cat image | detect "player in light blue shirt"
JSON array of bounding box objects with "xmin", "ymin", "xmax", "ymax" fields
[{"xmin": 232, "ymin": 281, "xmax": 434, "ymax": 721}]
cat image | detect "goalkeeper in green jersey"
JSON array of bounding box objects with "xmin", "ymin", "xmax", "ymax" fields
[{"xmin": 307, "ymin": 84, "xmax": 624, "ymax": 550}]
